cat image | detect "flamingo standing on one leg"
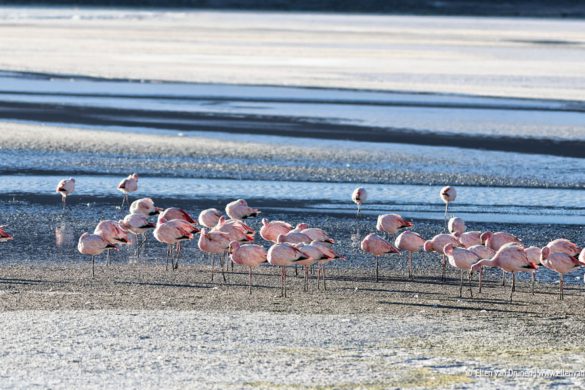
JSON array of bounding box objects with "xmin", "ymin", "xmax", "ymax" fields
[
  {"xmin": 119, "ymin": 213, "xmax": 156, "ymax": 258},
  {"xmin": 229, "ymin": 241, "xmax": 267, "ymax": 294},
  {"xmin": 77, "ymin": 233, "xmax": 117, "ymax": 277},
  {"xmin": 481, "ymin": 231, "xmax": 523, "ymax": 286},
  {"xmin": 444, "ymin": 243, "xmax": 480, "ymax": 297},
  {"xmin": 267, "ymin": 241, "xmax": 307, "ymax": 297},
  {"xmin": 94, "ymin": 220, "xmax": 130, "ymax": 265},
  {"xmin": 311, "ymin": 241, "xmax": 344, "ymax": 290},
  {"xmin": 376, "ymin": 214, "xmax": 413, "ymax": 239},
  {"xmin": 394, "ymin": 231, "xmax": 425, "ymax": 279},
  {"xmin": 56, "ymin": 178, "xmax": 75, "ymax": 208},
  {"xmin": 351, "ymin": 187, "xmax": 367, "ymax": 217},
  {"xmin": 129, "ymin": 198, "xmax": 162, "ymax": 216},
  {"xmin": 439, "ymin": 186, "xmax": 456, "ymax": 230},
  {"xmin": 423, "ymin": 233, "xmax": 461, "ymax": 281},
  {"xmin": 198, "ymin": 229, "xmax": 231, "ymax": 282},
  {"xmin": 360, "ymin": 233, "xmax": 400, "ymax": 282},
  {"xmin": 471, "ymin": 244, "xmax": 537, "ymax": 302},
  {"xmin": 117, "ymin": 173, "xmax": 139, "ymax": 209},
  {"xmin": 467, "ymin": 244, "xmax": 495, "ymax": 293},
  {"xmin": 546, "ymin": 239, "xmax": 581, "ymax": 256},
  {"xmin": 541, "ymin": 246, "xmax": 582, "ymax": 300},
  {"xmin": 153, "ymin": 219, "xmax": 199, "ymax": 270}
]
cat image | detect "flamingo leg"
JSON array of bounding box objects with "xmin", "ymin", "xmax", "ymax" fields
[
  {"xmin": 408, "ymin": 251, "xmax": 413, "ymax": 280},
  {"xmin": 323, "ymin": 267, "xmax": 327, "ymax": 291},
  {"xmin": 468, "ymin": 271, "xmax": 473, "ymax": 298},
  {"xmin": 459, "ymin": 269, "xmax": 463, "ymax": 297},
  {"xmin": 479, "ymin": 267, "xmax": 483, "ymax": 293},
  {"xmin": 531, "ymin": 272, "xmax": 536, "ymax": 295},
  {"xmin": 284, "ymin": 266, "xmax": 288, "ymax": 298},
  {"xmin": 211, "ymin": 255, "xmax": 216, "ymax": 282},
  {"xmin": 560, "ymin": 273, "xmax": 564, "ymax": 300},
  {"xmin": 248, "ymin": 267, "xmax": 253, "ymax": 295},
  {"xmin": 280, "ymin": 266, "xmax": 284, "ymax": 297},
  {"xmin": 304, "ymin": 266, "xmax": 309, "ymax": 292},
  {"xmin": 106, "ymin": 250, "xmax": 111, "ymax": 266},
  {"xmin": 509, "ymin": 272, "xmax": 515, "ymax": 302},
  {"xmin": 502, "ymin": 270, "xmax": 506, "ymax": 287},
  {"xmin": 444, "ymin": 202, "xmax": 449, "ymax": 231},
  {"xmin": 91, "ymin": 256, "xmax": 95, "ymax": 278},
  {"xmin": 221, "ymin": 252, "xmax": 227, "ymax": 283},
  {"xmin": 317, "ymin": 266, "xmax": 321, "ymax": 290},
  {"xmin": 375, "ymin": 257, "xmax": 379, "ymax": 283},
  {"xmin": 441, "ymin": 254, "xmax": 446, "ymax": 282}
]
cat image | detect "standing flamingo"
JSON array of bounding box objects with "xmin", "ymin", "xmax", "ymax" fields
[
  {"xmin": 198, "ymin": 208, "xmax": 223, "ymax": 228},
  {"xmin": 481, "ymin": 231, "xmax": 523, "ymax": 286},
  {"xmin": 198, "ymin": 228, "xmax": 231, "ymax": 281},
  {"xmin": 158, "ymin": 208, "xmax": 196, "ymax": 225},
  {"xmin": 376, "ymin": 214, "xmax": 413, "ymax": 238},
  {"xmin": 153, "ymin": 219, "xmax": 199, "ymax": 270},
  {"xmin": 311, "ymin": 241, "xmax": 344, "ymax": 290},
  {"xmin": 229, "ymin": 241, "xmax": 267, "ymax": 294},
  {"xmin": 260, "ymin": 219, "xmax": 293, "ymax": 243},
  {"xmin": 394, "ymin": 231, "xmax": 425, "ymax": 279},
  {"xmin": 278, "ymin": 231, "xmax": 312, "ymax": 245},
  {"xmin": 119, "ymin": 213, "xmax": 156, "ymax": 257},
  {"xmin": 129, "ymin": 198, "xmax": 162, "ymax": 216},
  {"xmin": 117, "ymin": 173, "xmax": 139, "ymax": 208},
  {"xmin": 360, "ymin": 233, "xmax": 400, "ymax": 282},
  {"xmin": 94, "ymin": 220, "xmax": 130, "ymax": 265},
  {"xmin": 546, "ymin": 239, "xmax": 580, "ymax": 256},
  {"xmin": 225, "ymin": 199, "xmax": 260, "ymax": 220},
  {"xmin": 77, "ymin": 233, "xmax": 117, "ymax": 277},
  {"xmin": 440, "ymin": 186, "xmax": 456, "ymax": 229},
  {"xmin": 423, "ymin": 233, "xmax": 460, "ymax": 281},
  {"xmin": 471, "ymin": 244, "xmax": 537, "ymax": 302},
  {"xmin": 300, "ymin": 227, "xmax": 335, "ymax": 244},
  {"xmin": 351, "ymin": 187, "xmax": 367, "ymax": 216},
  {"xmin": 56, "ymin": 178, "xmax": 75, "ymax": 207},
  {"xmin": 541, "ymin": 246, "xmax": 581, "ymax": 300},
  {"xmin": 443, "ymin": 243, "xmax": 480, "ymax": 297},
  {"xmin": 457, "ymin": 231, "xmax": 482, "ymax": 248},
  {"xmin": 267, "ymin": 241, "xmax": 307, "ymax": 297},
  {"xmin": 447, "ymin": 217, "xmax": 465, "ymax": 235}
]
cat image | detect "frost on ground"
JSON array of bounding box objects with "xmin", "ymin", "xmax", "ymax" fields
[{"xmin": 0, "ymin": 310, "xmax": 584, "ymax": 389}]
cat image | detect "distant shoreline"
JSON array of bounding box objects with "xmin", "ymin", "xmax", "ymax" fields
[{"xmin": 0, "ymin": 1, "xmax": 584, "ymax": 19}]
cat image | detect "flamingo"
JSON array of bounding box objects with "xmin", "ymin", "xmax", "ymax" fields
[
  {"xmin": 94, "ymin": 220, "xmax": 130, "ymax": 265},
  {"xmin": 467, "ymin": 244, "xmax": 496, "ymax": 292},
  {"xmin": 524, "ymin": 246, "xmax": 542, "ymax": 294},
  {"xmin": 541, "ymin": 246, "xmax": 582, "ymax": 300},
  {"xmin": 440, "ymin": 186, "xmax": 456, "ymax": 229},
  {"xmin": 546, "ymin": 239, "xmax": 581, "ymax": 256},
  {"xmin": 129, "ymin": 198, "xmax": 162, "ymax": 216},
  {"xmin": 351, "ymin": 187, "xmax": 367, "ymax": 216},
  {"xmin": 481, "ymin": 231, "xmax": 523, "ymax": 286},
  {"xmin": 260, "ymin": 219, "xmax": 293, "ymax": 243},
  {"xmin": 360, "ymin": 233, "xmax": 400, "ymax": 282},
  {"xmin": 198, "ymin": 228, "xmax": 231, "ymax": 282},
  {"xmin": 198, "ymin": 208, "xmax": 223, "ymax": 228},
  {"xmin": 119, "ymin": 213, "xmax": 156, "ymax": 257},
  {"xmin": 117, "ymin": 173, "xmax": 139, "ymax": 208},
  {"xmin": 443, "ymin": 243, "xmax": 480, "ymax": 297},
  {"xmin": 267, "ymin": 240, "xmax": 307, "ymax": 297},
  {"xmin": 278, "ymin": 231, "xmax": 312, "ymax": 245},
  {"xmin": 471, "ymin": 244, "xmax": 537, "ymax": 302},
  {"xmin": 228, "ymin": 241, "xmax": 267, "ymax": 294},
  {"xmin": 447, "ymin": 217, "xmax": 465, "ymax": 235},
  {"xmin": 423, "ymin": 233, "xmax": 460, "ymax": 281},
  {"xmin": 310, "ymin": 241, "xmax": 344, "ymax": 290},
  {"xmin": 0, "ymin": 226, "xmax": 13, "ymax": 242},
  {"xmin": 225, "ymin": 199, "xmax": 260, "ymax": 220},
  {"xmin": 153, "ymin": 219, "xmax": 199, "ymax": 270},
  {"xmin": 215, "ymin": 216, "xmax": 255, "ymax": 236},
  {"xmin": 394, "ymin": 231, "xmax": 425, "ymax": 279},
  {"xmin": 56, "ymin": 178, "xmax": 75, "ymax": 207},
  {"xmin": 158, "ymin": 208, "xmax": 196, "ymax": 225},
  {"xmin": 290, "ymin": 243, "xmax": 322, "ymax": 292},
  {"xmin": 376, "ymin": 214, "xmax": 413, "ymax": 238},
  {"xmin": 457, "ymin": 231, "xmax": 482, "ymax": 248},
  {"xmin": 77, "ymin": 233, "xmax": 117, "ymax": 277},
  {"xmin": 300, "ymin": 227, "xmax": 335, "ymax": 244}
]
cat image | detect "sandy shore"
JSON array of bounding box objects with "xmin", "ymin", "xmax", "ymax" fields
[{"xmin": 1, "ymin": 265, "xmax": 585, "ymax": 388}]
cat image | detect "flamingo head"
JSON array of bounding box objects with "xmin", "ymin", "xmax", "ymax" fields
[
  {"xmin": 296, "ymin": 223, "xmax": 309, "ymax": 230},
  {"xmin": 541, "ymin": 246, "xmax": 550, "ymax": 262},
  {"xmin": 423, "ymin": 240, "xmax": 433, "ymax": 252},
  {"xmin": 261, "ymin": 218, "xmax": 269, "ymax": 226},
  {"xmin": 443, "ymin": 243, "xmax": 454, "ymax": 256},
  {"xmin": 131, "ymin": 173, "xmax": 139, "ymax": 179},
  {"xmin": 480, "ymin": 231, "xmax": 492, "ymax": 245},
  {"xmin": 276, "ymin": 234, "xmax": 286, "ymax": 244},
  {"xmin": 228, "ymin": 240, "xmax": 241, "ymax": 254}
]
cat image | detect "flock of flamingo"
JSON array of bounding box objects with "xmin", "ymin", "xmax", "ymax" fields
[{"xmin": 0, "ymin": 173, "xmax": 583, "ymax": 301}]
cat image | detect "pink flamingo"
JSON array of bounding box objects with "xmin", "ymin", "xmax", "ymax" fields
[
  {"xmin": 117, "ymin": 173, "xmax": 139, "ymax": 208},
  {"xmin": 129, "ymin": 198, "xmax": 162, "ymax": 216},
  {"xmin": 260, "ymin": 219, "xmax": 293, "ymax": 243},
  {"xmin": 225, "ymin": 199, "xmax": 260, "ymax": 220},
  {"xmin": 376, "ymin": 214, "xmax": 413, "ymax": 237},
  {"xmin": 198, "ymin": 208, "xmax": 223, "ymax": 228},
  {"xmin": 278, "ymin": 231, "xmax": 312, "ymax": 245},
  {"xmin": 157, "ymin": 208, "xmax": 196, "ymax": 225},
  {"xmin": 291, "ymin": 243, "xmax": 324, "ymax": 291},
  {"xmin": 423, "ymin": 233, "xmax": 460, "ymax": 281},
  {"xmin": 198, "ymin": 228, "xmax": 231, "ymax": 282},
  {"xmin": 215, "ymin": 216, "xmax": 255, "ymax": 236},
  {"xmin": 361, "ymin": 233, "xmax": 400, "ymax": 282},
  {"xmin": 351, "ymin": 187, "xmax": 367, "ymax": 216},
  {"xmin": 481, "ymin": 231, "xmax": 523, "ymax": 286},
  {"xmin": 443, "ymin": 243, "xmax": 480, "ymax": 297},
  {"xmin": 229, "ymin": 241, "xmax": 267, "ymax": 294},
  {"xmin": 94, "ymin": 220, "xmax": 129, "ymax": 265},
  {"xmin": 440, "ymin": 186, "xmax": 456, "ymax": 229},
  {"xmin": 541, "ymin": 246, "xmax": 582, "ymax": 300},
  {"xmin": 546, "ymin": 239, "xmax": 581, "ymax": 256},
  {"xmin": 447, "ymin": 217, "xmax": 465, "ymax": 235},
  {"xmin": 457, "ymin": 231, "xmax": 482, "ymax": 248},
  {"xmin": 154, "ymin": 219, "xmax": 199, "ymax": 270},
  {"xmin": 0, "ymin": 226, "xmax": 13, "ymax": 242},
  {"xmin": 394, "ymin": 231, "xmax": 425, "ymax": 279},
  {"xmin": 310, "ymin": 241, "xmax": 344, "ymax": 290},
  {"xmin": 267, "ymin": 241, "xmax": 307, "ymax": 297},
  {"xmin": 471, "ymin": 244, "xmax": 537, "ymax": 302},
  {"xmin": 301, "ymin": 227, "xmax": 335, "ymax": 244},
  {"xmin": 56, "ymin": 178, "xmax": 75, "ymax": 207},
  {"xmin": 467, "ymin": 244, "xmax": 495, "ymax": 292},
  {"xmin": 119, "ymin": 213, "xmax": 156, "ymax": 257},
  {"xmin": 77, "ymin": 233, "xmax": 117, "ymax": 277}
]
